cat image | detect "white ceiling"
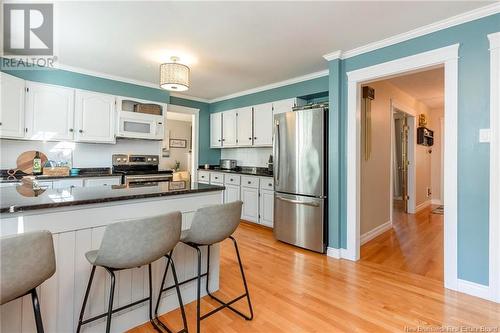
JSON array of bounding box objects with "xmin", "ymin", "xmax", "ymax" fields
[
  {"xmin": 386, "ymin": 67, "xmax": 444, "ymax": 109},
  {"xmin": 55, "ymin": 1, "xmax": 492, "ymax": 100}
]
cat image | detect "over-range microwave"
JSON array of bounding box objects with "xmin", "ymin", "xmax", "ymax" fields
[{"xmin": 116, "ymin": 97, "xmax": 165, "ymax": 140}]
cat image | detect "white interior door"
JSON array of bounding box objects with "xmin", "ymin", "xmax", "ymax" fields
[
  {"xmin": 222, "ymin": 110, "xmax": 237, "ymax": 147},
  {"xmin": 75, "ymin": 90, "xmax": 116, "ymax": 143},
  {"xmin": 237, "ymin": 107, "xmax": 253, "ymax": 147},
  {"xmin": 253, "ymin": 102, "xmax": 273, "ymax": 146},
  {"xmin": 26, "ymin": 82, "xmax": 75, "ymax": 141},
  {"xmin": 0, "ymin": 73, "xmax": 26, "ymax": 138},
  {"xmin": 210, "ymin": 113, "xmax": 222, "ymax": 148}
]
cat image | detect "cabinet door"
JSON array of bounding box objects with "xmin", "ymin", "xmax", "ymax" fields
[
  {"xmin": 52, "ymin": 179, "xmax": 84, "ymax": 189},
  {"xmin": 0, "ymin": 73, "xmax": 26, "ymax": 138},
  {"xmin": 272, "ymin": 98, "xmax": 297, "ymax": 115},
  {"xmin": 241, "ymin": 186, "xmax": 259, "ymax": 222},
  {"xmin": 253, "ymin": 102, "xmax": 273, "ymax": 146},
  {"xmin": 224, "ymin": 184, "xmax": 241, "ymax": 204},
  {"xmin": 83, "ymin": 177, "xmax": 121, "ymax": 187},
  {"xmin": 259, "ymin": 190, "xmax": 274, "ymax": 228},
  {"xmin": 26, "ymin": 82, "xmax": 75, "ymax": 141},
  {"xmin": 236, "ymin": 107, "xmax": 253, "ymax": 147},
  {"xmin": 210, "ymin": 113, "xmax": 222, "ymax": 148},
  {"xmin": 222, "ymin": 110, "xmax": 237, "ymax": 147},
  {"xmin": 75, "ymin": 90, "xmax": 116, "ymax": 143}
]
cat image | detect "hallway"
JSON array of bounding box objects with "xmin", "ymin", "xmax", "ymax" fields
[{"xmin": 361, "ymin": 204, "xmax": 443, "ymax": 282}]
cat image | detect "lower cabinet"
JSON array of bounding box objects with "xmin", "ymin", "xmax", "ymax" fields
[
  {"xmin": 83, "ymin": 177, "xmax": 121, "ymax": 187},
  {"xmin": 224, "ymin": 184, "xmax": 240, "ymax": 203},
  {"xmin": 240, "ymin": 186, "xmax": 259, "ymax": 223},
  {"xmin": 52, "ymin": 179, "xmax": 84, "ymax": 189},
  {"xmin": 259, "ymin": 190, "xmax": 274, "ymax": 227}
]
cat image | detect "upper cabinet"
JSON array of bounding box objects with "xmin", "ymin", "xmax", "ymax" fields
[
  {"xmin": 75, "ymin": 90, "xmax": 116, "ymax": 143},
  {"xmin": 222, "ymin": 109, "xmax": 238, "ymax": 147},
  {"xmin": 272, "ymin": 98, "xmax": 305, "ymax": 115},
  {"xmin": 210, "ymin": 112, "xmax": 223, "ymax": 148},
  {"xmin": 253, "ymin": 102, "xmax": 273, "ymax": 146},
  {"xmin": 0, "ymin": 73, "xmax": 26, "ymax": 139},
  {"xmin": 25, "ymin": 81, "xmax": 75, "ymax": 141},
  {"xmin": 237, "ymin": 107, "xmax": 253, "ymax": 147}
]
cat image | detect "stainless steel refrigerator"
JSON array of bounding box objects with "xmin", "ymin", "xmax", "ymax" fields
[{"xmin": 273, "ymin": 105, "xmax": 327, "ymax": 253}]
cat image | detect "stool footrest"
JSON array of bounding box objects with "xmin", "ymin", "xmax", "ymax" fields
[
  {"xmin": 201, "ymin": 293, "xmax": 250, "ymax": 320},
  {"xmin": 160, "ymin": 272, "xmax": 208, "ymax": 293},
  {"xmin": 81, "ymin": 296, "xmax": 149, "ymax": 325}
]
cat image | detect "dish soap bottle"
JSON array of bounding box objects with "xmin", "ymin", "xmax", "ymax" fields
[{"xmin": 33, "ymin": 151, "xmax": 42, "ymax": 175}]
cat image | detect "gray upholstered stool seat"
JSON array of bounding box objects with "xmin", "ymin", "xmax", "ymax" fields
[
  {"xmin": 1, "ymin": 230, "xmax": 56, "ymax": 333},
  {"xmin": 76, "ymin": 212, "xmax": 188, "ymax": 333},
  {"xmin": 156, "ymin": 201, "xmax": 254, "ymax": 333}
]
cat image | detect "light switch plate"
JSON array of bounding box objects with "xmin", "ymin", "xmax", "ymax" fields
[{"xmin": 479, "ymin": 129, "xmax": 491, "ymax": 143}]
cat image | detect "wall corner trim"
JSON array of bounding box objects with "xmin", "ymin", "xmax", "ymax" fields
[
  {"xmin": 326, "ymin": 247, "xmax": 341, "ymax": 259},
  {"xmin": 457, "ymin": 279, "xmax": 495, "ymax": 302},
  {"xmin": 323, "ymin": 50, "xmax": 343, "ymax": 61}
]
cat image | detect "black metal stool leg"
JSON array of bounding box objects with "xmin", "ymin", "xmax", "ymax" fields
[
  {"xmin": 196, "ymin": 246, "xmax": 202, "ymax": 333},
  {"xmin": 31, "ymin": 288, "xmax": 44, "ymax": 333},
  {"xmin": 147, "ymin": 264, "xmax": 164, "ymax": 333},
  {"xmin": 104, "ymin": 268, "xmax": 116, "ymax": 333},
  {"xmin": 77, "ymin": 265, "xmax": 96, "ymax": 333},
  {"xmin": 229, "ymin": 236, "xmax": 254, "ymax": 320},
  {"xmin": 170, "ymin": 258, "xmax": 188, "ymax": 333}
]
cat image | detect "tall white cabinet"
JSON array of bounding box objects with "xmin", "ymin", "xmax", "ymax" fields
[
  {"xmin": 222, "ymin": 110, "xmax": 238, "ymax": 147},
  {"xmin": 236, "ymin": 107, "xmax": 253, "ymax": 147},
  {"xmin": 210, "ymin": 112, "xmax": 223, "ymax": 147},
  {"xmin": 0, "ymin": 73, "xmax": 26, "ymax": 138},
  {"xmin": 25, "ymin": 82, "xmax": 75, "ymax": 141},
  {"xmin": 252, "ymin": 102, "xmax": 273, "ymax": 146},
  {"xmin": 75, "ymin": 90, "xmax": 116, "ymax": 143}
]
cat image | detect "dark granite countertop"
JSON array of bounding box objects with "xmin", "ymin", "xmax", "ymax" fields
[
  {"xmin": 0, "ymin": 168, "xmax": 122, "ymax": 183},
  {"xmin": 0, "ymin": 181, "xmax": 224, "ymax": 214},
  {"xmin": 198, "ymin": 166, "xmax": 273, "ymax": 178}
]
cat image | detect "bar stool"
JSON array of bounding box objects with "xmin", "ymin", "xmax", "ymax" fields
[
  {"xmin": 1, "ymin": 231, "xmax": 56, "ymax": 333},
  {"xmin": 76, "ymin": 212, "xmax": 188, "ymax": 333},
  {"xmin": 155, "ymin": 201, "xmax": 253, "ymax": 333}
]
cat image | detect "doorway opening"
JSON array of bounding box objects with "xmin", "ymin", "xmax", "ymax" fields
[
  {"xmin": 358, "ymin": 66, "xmax": 446, "ymax": 282},
  {"xmin": 161, "ymin": 104, "xmax": 200, "ymax": 181}
]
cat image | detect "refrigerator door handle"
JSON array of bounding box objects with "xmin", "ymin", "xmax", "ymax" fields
[
  {"xmin": 276, "ymin": 196, "xmax": 320, "ymax": 207},
  {"xmin": 274, "ymin": 120, "xmax": 280, "ymax": 185}
]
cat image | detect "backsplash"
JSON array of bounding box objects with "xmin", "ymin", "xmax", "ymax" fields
[
  {"xmin": 0, "ymin": 139, "xmax": 161, "ymax": 169},
  {"xmin": 220, "ymin": 147, "xmax": 272, "ymax": 167}
]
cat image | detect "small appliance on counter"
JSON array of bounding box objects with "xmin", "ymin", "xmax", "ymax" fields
[{"xmin": 219, "ymin": 159, "xmax": 238, "ymax": 170}]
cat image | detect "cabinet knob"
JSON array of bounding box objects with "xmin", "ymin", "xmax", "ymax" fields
[
  {"xmin": 248, "ymin": 181, "xmax": 251, "ymax": 184},
  {"xmin": 79, "ymin": 129, "xmax": 83, "ymax": 133},
  {"xmin": 230, "ymin": 178, "xmax": 234, "ymax": 181},
  {"xmin": 218, "ymin": 139, "xmax": 221, "ymax": 142},
  {"xmin": 254, "ymin": 137, "xmax": 257, "ymax": 140},
  {"xmin": 248, "ymin": 137, "xmax": 252, "ymax": 140},
  {"xmin": 268, "ymin": 183, "xmax": 272, "ymax": 186},
  {"xmin": 0, "ymin": 122, "xmax": 2, "ymax": 126},
  {"xmin": 69, "ymin": 128, "xmax": 74, "ymax": 132}
]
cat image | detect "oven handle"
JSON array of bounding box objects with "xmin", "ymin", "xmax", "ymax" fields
[{"xmin": 125, "ymin": 175, "xmax": 172, "ymax": 182}]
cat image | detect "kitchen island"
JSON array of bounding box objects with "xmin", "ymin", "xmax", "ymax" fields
[{"xmin": 0, "ymin": 181, "xmax": 224, "ymax": 333}]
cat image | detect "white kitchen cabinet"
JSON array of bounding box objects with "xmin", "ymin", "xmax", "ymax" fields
[
  {"xmin": 52, "ymin": 179, "xmax": 84, "ymax": 189},
  {"xmin": 259, "ymin": 189, "xmax": 274, "ymax": 227},
  {"xmin": 222, "ymin": 110, "xmax": 237, "ymax": 147},
  {"xmin": 83, "ymin": 177, "xmax": 121, "ymax": 187},
  {"xmin": 0, "ymin": 73, "xmax": 26, "ymax": 139},
  {"xmin": 224, "ymin": 184, "xmax": 240, "ymax": 203},
  {"xmin": 241, "ymin": 186, "xmax": 259, "ymax": 222},
  {"xmin": 25, "ymin": 82, "xmax": 75, "ymax": 141},
  {"xmin": 75, "ymin": 90, "xmax": 116, "ymax": 143},
  {"xmin": 252, "ymin": 102, "xmax": 273, "ymax": 146},
  {"xmin": 272, "ymin": 98, "xmax": 306, "ymax": 115},
  {"xmin": 209, "ymin": 172, "xmax": 224, "ymax": 184},
  {"xmin": 210, "ymin": 112, "xmax": 223, "ymax": 148},
  {"xmin": 197, "ymin": 171, "xmax": 210, "ymax": 184},
  {"xmin": 236, "ymin": 107, "xmax": 253, "ymax": 147}
]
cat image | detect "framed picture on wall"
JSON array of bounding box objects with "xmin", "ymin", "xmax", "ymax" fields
[{"xmin": 170, "ymin": 139, "xmax": 187, "ymax": 148}]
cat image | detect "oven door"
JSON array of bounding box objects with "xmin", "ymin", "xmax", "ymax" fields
[
  {"xmin": 124, "ymin": 175, "xmax": 172, "ymax": 187},
  {"xmin": 117, "ymin": 111, "xmax": 164, "ymax": 140}
]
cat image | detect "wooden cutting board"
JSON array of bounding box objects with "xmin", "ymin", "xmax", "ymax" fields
[{"xmin": 16, "ymin": 151, "xmax": 48, "ymax": 174}]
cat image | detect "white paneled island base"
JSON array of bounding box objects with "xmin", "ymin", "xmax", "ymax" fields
[{"xmin": 0, "ymin": 190, "xmax": 223, "ymax": 333}]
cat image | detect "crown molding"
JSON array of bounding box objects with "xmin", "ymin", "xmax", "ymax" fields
[
  {"xmin": 323, "ymin": 50, "xmax": 343, "ymax": 61},
  {"xmin": 209, "ymin": 69, "xmax": 329, "ymax": 103},
  {"xmin": 324, "ymin": 3, "xmax": 500, "ymax": 61},
  {"xmin": 169, "ymin": 92, "xmax": 211, "ymax": 103}
]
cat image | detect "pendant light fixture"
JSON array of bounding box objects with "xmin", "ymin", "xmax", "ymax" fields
[{"xmin": 160, "ymin": 56, "xmax": 190, "ymax": 91}]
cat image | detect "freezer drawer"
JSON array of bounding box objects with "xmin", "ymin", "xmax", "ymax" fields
[{"xmin": 273, "ymin": 193, "xmax": 325, "ymax": 253}]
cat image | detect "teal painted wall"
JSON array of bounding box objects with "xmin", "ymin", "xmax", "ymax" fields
[
  {"xmin": 209, "ymin": 75, "xmax": 329, "ymax": 112},
  {"xmin": 329, "ymin": 13, "xmax": 500, "ymax": 285},
  {"xmin": 169, "ymin": 96, "xmax": 221, "ymax": 165},
  {"xmin": 1, "ymin": 65, "xmax": 169, "ymax": 103}
]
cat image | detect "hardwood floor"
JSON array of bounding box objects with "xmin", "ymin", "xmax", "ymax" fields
[
  {"xmin": 129, "ymin": 222, "xmax": 500, "ymax": 333},
  {"xmin": 361, "ymin": 203, "xmax": 444, "ymax": 281}
]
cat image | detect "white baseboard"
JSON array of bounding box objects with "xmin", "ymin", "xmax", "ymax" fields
[
  {"xmin": 415, "ymin": 200, "xmax": 431, "ymax": 213},
  {"xmin": 457, "ymin": 279, "xmax": 496, "ymax": 302},
  {"xmin": 431, "ymin": 199, "xmax": 443, "ymax": 205},
  {"xmin": 326, "ymin": 247, "xmax": 341, "ymax": 259},
  {"xmin": 361, "ymin": 221, "xmax": 392, "ymax": 245}
]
